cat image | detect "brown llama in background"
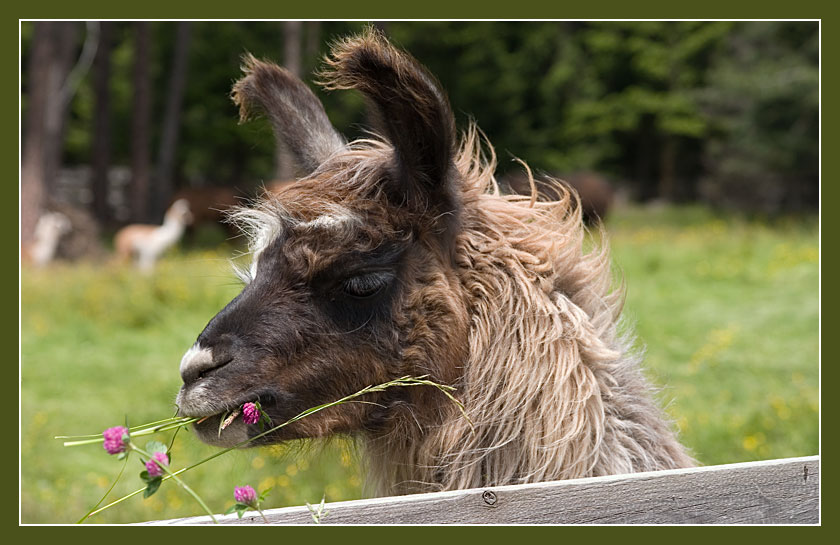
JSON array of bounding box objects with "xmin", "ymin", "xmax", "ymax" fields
[
  {"xmin": 503, "ymin": 170, "xmax": 616, "ymax": 226},
  {"xmin": 170, "ymin": 186, "xmax": 243, "ymax": 239},
  {"xmin": 176, "ymin": 28, "xmax": 694, "ymax": 497}
]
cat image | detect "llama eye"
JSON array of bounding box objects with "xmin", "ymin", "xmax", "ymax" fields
[{"xmin": 341, "ymin": 272, "xmax": 392, "ymax": 298}]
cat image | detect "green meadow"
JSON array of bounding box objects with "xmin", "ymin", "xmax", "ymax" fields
[{"xmin": 20, "ymin": 204, "xmax": 819, "ymax": 524}]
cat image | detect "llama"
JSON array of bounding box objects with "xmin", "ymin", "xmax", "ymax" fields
[
  {"xmin": 114, "ymin": 199, "xmax": 193, "ymax": 272},
  {"xmin": 176, "ymin": 29, "xmax": 694, "ymax": 497},
  {"xmin": 25, "ymin": 211, "xmax": 71, "ymax": 267},
  {"xmin": 504, "ymin": 171, "xmax": 616, "ymax": 226},
  {"xmin": 171, "ymin": 186, "xmax": 242, "ymax": 236}
]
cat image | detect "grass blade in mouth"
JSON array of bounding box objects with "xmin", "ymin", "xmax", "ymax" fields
[{"xmin": 218, "ymin": 408, "xmax": 241, "ymax": 437}]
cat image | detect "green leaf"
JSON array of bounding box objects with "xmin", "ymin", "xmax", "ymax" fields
[
  {"xmin": 139, "ymin": 470, "xmax": 150, "ymax": 482},
  {"xmin": 143, "ymin": 477, "xmax": 162, "ymax": 498},
  {"xmin": 258, "ymin": 487, "xmax": 273, "ymax": 502},
  {"xmin": 225, "ymin": 503, "xmax": 250, "ymax": 515},
  {"xmin": 145, "ymin": 440, "xmax": 168, "ymax": 455},
  {"xmin": 116, "ymin": 451, "xmax": 127, "ymax": 461}
]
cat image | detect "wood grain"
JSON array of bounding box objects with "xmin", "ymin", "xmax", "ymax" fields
[{"xmin": 144, "ymin": 455, "xmax": 819, "ymax": 525}]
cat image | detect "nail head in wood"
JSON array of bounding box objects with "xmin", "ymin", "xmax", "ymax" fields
[{"xmin": 482, "ymin": 490, "xmax": 497, "ymax": 506}]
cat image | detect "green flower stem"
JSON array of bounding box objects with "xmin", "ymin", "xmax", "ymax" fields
[
  {"xmin": 81, "ymin": 376, "xmax": 465, "ymax": 521},
  {"xmin": 76, "ymin": 452, "xmax": 130, "ymax": 524},
  {"xmin": 257, "ymin": 508, "xmax": 269, "ymax": 524},
  {"xmin": 58, "ymin": 416, "xmax": 191, "ymax": 440},
  {"xmin": 131, "ymin": 444, "xmax": 218, "ymax": 524},
  {"xmin": 61, "ymin": 438, "xmax": 111, "ymax": 447},
  {"xmin": 82, "ymin": 467, "xmax": 191, "ymax": 521},
  {"xmin": 60, "ymin": 418, "xmax": 200, "ymax": 447}
]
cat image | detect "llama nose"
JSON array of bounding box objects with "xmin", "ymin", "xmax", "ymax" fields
[{"xmin": 179, "ymin": 340, "xmax": 235, "ymax": 384}]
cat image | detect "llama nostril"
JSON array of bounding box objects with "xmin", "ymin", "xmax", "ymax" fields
[
  {"xmin": 206, "ymin": 353, "xmax": 234, "ymax": 375},
  {"xmin": 180, "ymin": 342, "xmax": 233, "ymax": 384}
]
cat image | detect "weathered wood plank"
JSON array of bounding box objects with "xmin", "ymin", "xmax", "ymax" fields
[{"xmin": 144, "ymin": 455, "xmax": 819, "ymax": 525}]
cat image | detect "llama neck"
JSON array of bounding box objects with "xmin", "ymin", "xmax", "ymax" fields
[
  {"xmin": 156, "ymin": 215, "xmax": 187, "ymax": 245},
  {"xmin": 364, "ymin": 204, "xmax": 693, "ymax": 496}
]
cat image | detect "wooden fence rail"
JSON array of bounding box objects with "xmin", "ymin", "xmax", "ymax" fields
[{"xmin": 145, "ymin": 455, "xmax": 819, "ymax": 525}]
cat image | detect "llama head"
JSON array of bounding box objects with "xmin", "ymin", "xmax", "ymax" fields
[
  {"xmin": 166, "ymin": 198, "xmax": 194, "ymax": 226},
  {"xmin": 35, "ymin": 211, "xmax": 71, "ymax": 240},
  {"xmin": 176, "ymin": 29, "xmax": 470, "ymax": 447}
]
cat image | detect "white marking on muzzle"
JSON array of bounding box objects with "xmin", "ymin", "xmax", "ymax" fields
[{"xmin": 180, "ymin": 342, "xmax": 214, "ymax": 380}]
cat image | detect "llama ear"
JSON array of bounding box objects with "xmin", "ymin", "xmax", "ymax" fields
[
  {"xmin": 232, "ymin": 54, "xmax": 346, "ymax": 175},
  {"xmin": 319, "ymin": 28, "xmax": 457, "ymax": 210}
]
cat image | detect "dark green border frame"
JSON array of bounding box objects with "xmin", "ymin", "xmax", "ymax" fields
[{"xmin": 11, "ymin": 0, "xmax": 827, "ymax": 537}]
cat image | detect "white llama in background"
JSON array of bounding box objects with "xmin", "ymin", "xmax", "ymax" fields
[
  {"xmin": 114, "ymin": 199, "xmax": 193, "ymax": 272},
  {"xmin": 27, "ymin": 211, "xmax": 72, "ymax": 267}
]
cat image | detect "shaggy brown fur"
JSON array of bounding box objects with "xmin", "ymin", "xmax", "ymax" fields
[
  {"xmin": 363, "ymin": 128, "xmax": 693, "ymax": 494},
  {"xmin": 176, "ymin": 28, "xmax": 694, "ymax": 498}
]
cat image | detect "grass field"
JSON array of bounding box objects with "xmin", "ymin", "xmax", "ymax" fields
[{"xmin": 20, "ymin": 204, "xmax": 819, "ymax": 524}]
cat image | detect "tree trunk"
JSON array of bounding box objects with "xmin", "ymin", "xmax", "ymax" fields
[
  {"xmin": 634, "ymin": 115, "xmax": 656, "ymax": 201},
  {"xmin": 276, "ymin": 21, "xmax": 302, "ymax": 181},
  {"xmin": 130, "ymin": 22, "xmax": 152, "ymax": 223},
  {"xmin": 42, "ymin": 22, "xmax": 79, "ymax": 195},
  {"xmin": 304, "ymin": 21, "xmax": 321, "ymax": 73},
  {"xmin": 21, "ymin": 22, "xmax": 53, "ymax": 248},
  {"xmin": 91, "ymin": 21, "xmax": 114, "ymax": 224},
  {"xmin": 153, "ymin": 21, "xmax": 192, "ymax": 219},
  {"xmin": 21, "ymin": 22, "xmax": 80, "ymax": 248}
]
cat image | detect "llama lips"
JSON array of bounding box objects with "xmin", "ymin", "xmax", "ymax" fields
[
  {"xmin": 174, "ymin": 382, "xmax": 222, "ymax": 418},
  {"xmin": 189, "ymin": 412, "xmax": 251, "ymax": 448},
  {"xmin": 176, "ymin": 384, "xmax": 284, "ymax": 446},
  {"xmin": 175, "ymin": 384, "xmax": 249, "ymax": 420},
  {"xmin": 188, "ymin": 403, "xmax": 291, "ymax": 448}
]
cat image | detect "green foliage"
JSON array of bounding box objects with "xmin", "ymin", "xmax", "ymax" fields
[
  {"xmin": 145, "ymin": 440, "xmax": 168, "ymax": 455},
  {"xmin": 21, "ymin": 21, "xmax": 817, "ymax": 211},
  {"xmin": 140, "ymin": 471, "xmax": 162, "ymax": 499},
  {"xmin": 225, "ymin": 503, "xmax": 249, "ymax": 519},
  {"xmin": 696, "ymin": 22, "xmax": 819, "ymax": 213},
  {"xmin": 389, "ymin": 21, "xmax": 734, "ymax": 196}
]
